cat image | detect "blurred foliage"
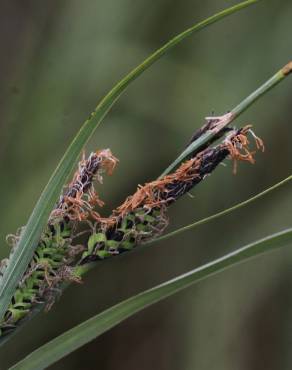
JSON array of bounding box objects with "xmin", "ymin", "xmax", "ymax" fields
[{"xmin": 0, "ymin": 0, "xmax": 291, "ymax": 369}]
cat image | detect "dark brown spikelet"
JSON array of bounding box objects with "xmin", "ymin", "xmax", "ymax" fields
[{"xmin": 114, "ymin": 125, "xmax": 264, "ymax": 215}]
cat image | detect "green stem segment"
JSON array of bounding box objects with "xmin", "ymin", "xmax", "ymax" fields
[
  {"xmin": 232, "ymin": 62, "xmax": 292, "ymax": 116},
  {"xmin": 160, "ymin": 62, "xmax": 292, "ymax": 177},
  {"xmin": 152, "ymin": 175, "xmax": 292, "ymax": 243},
  {"xmin": 9, "ymin": 228, "xmax": 292, "ymax": 370}
]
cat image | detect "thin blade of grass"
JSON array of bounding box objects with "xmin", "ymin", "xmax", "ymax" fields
[
  {"xmin": 152, "ymin": 174, "xmax": 292, "ymax": 244},
  {"xmin": 0, "ymin": 0, "xmax": 260, "ymax": 321},
  {"xmin": 9, "ymin": 228, "xmax": 292, "ymax": 370}
]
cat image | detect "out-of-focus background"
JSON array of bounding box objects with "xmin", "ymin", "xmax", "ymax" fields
[{"xmin": 0, "ymin": 1, "xmax": 291, "ymax": 369}]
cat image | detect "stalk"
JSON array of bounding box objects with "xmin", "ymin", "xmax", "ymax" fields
[
  {"xmin": 151, "ymin": 175, "xmax": 292, "ymax": 244},
  {"xmin": 160, "ymin": 62, "xmax": 292, "ymax": 177}
]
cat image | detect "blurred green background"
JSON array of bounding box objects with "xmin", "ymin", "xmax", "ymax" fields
[{"xmin": 0, "ymin": 0, "xmax": 292, "ymax": 369}]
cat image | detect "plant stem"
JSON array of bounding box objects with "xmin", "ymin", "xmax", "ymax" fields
[
  {"xmin": 160, "ymin": 62, "xmax": 292, "ymax": 177},
  {"xmin": 232, "ymin": 62, "xmax": 292, "ymax": 116},
  {"xmin": 151, "ymin": 174, "xmax": 292, "ymax": 244}
]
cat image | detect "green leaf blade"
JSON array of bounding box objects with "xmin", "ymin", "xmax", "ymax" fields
[
  {"xmin": 153, "ymin": 175, "xmax": 292, "ymax": 243},
  {"xmin": 9, "ymin": 228, "xmax": 292, "ymax": 370}
]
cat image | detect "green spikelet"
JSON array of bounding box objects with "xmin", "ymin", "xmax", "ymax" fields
[
  {"xmin": 0, "ymin": 149, "xmax": 117, "ymax": 338},
  {"xmin": 81, "ymin": 207, "xmax": 167, "ymax": 262},
  {"xmin": 0, "ymin": 222, "xmax": 72, "ymax": 336}
]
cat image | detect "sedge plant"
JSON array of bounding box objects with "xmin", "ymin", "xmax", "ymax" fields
[{"xmin": 0, "ymin": 1, "xmax": 292, "ymax": 369}]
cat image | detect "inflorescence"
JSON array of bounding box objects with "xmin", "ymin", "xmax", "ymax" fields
[
  {"xmin": 81, "ymin": 125, "xmax": 264, "ymax": 263},
  {"xmin": 0, "ymin": 149, "xmax": 117, "ymax": 336},
  {"xmin": 0, "ymin": 124, "xmax": 264, "ymax": 338}
]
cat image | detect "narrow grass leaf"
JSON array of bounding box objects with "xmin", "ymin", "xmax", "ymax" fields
[
  {"xmin": 10, "ymin": 228, "xmax": 292, "ymax": 370},
  {"xmin": 153, "ymin": 174, "xmax": 292, "ymax": 243}
]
